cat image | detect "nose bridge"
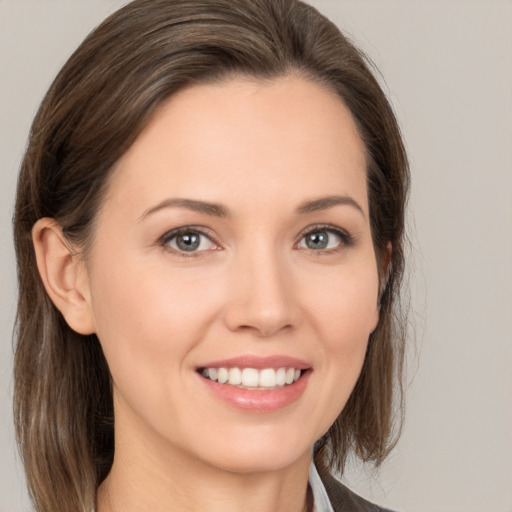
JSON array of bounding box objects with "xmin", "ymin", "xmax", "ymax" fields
[{"xmin": 224, "ymin": 237, "xmax": 296, "ymax": 337}]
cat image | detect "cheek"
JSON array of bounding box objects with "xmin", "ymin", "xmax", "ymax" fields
[
  {"xmin": 86, "ymin": 258, "xmax": 219, "ymax": 434},
  {"xmin": 303, "ymin": 262, "xmax": 379, "ymax": 415},
  {"xmin": 318, "ymin": 289, "xmax": 374, "ymax": 379},
  {"xmin": 87, "ymin": 253, "xmax": 223, "ymax": 378},
  {"xmin": 306, "ymin": 260, "xmax": 380, "ymax": 342}
]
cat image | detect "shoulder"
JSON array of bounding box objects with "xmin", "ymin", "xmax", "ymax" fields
[{"xmin": 319, "ymin": 470, "xmax": 398, "ymax": 512}]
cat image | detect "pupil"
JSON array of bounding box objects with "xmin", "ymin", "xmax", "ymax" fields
[
  {"xmin": 307, "ymin": 231, "xmax": 328, "ymax": 249},
  {"xmin": 177, "ymin": 233, "xmax": 200, "ymax": 251}
]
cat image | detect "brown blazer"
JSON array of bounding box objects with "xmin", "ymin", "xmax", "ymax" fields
[{"xmin": 320, "ymin": 471, "xmax": 397, "ymax": 512}]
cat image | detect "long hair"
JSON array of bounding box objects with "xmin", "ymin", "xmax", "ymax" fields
[{"xmin": 13, "ymin": 1, "xmax": 409, "ymax": 510}]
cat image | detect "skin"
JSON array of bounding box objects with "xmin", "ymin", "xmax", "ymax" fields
[{"xmin": 34, "ymin": 74, "xmax": 381, "ymax": 512}]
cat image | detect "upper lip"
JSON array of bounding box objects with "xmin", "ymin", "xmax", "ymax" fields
[{"xmin": 197, "ymin": 355, "xmax": 311, "ymax": 370}]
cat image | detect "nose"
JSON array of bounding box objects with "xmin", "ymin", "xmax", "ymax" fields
[{"xmin": 223, "ymin": 247, "xmax": 299, "ymax": 338}]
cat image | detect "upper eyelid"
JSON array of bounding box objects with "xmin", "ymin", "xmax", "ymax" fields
[
  {"xmin": 296, "ymin": 223, "xmax": 351, "ymax": 239},
  {"xmin": 160, "ymin": 225, "xmax": 216, "ymax": 241}
]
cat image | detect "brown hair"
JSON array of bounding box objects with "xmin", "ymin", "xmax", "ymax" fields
[{"xmin": 13, "ymin": 1, "xmax": 409, "ymax": 511}]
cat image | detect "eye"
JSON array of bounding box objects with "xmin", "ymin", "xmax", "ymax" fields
[
  {"xmin": 297, "ymin": 226, "xmax": 352, "ymax": 252},
  {"xmin": 161, "ymin": 227, "xmax": 218, "ymax": 254}
]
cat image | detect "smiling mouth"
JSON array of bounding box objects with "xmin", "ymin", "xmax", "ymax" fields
[{"xmin": 198, "ymin": 366, "xmax": 305, "ymax": 390}]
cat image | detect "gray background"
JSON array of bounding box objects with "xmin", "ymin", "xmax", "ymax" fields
[{"xmin": 1, "ymin": 1, "xmax": 511, "ymax": 511}]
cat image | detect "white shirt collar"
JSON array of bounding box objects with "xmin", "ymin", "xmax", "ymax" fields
[{"xmin": 309, "ymin": 459, "xmax": 335, "ymax": 512}]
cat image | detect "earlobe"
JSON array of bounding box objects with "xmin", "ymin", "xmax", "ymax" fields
[{"xmin": 32, "ymin": 218, "xmax": 96, "ymax": 335}]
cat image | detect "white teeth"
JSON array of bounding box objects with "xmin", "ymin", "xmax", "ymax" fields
[
  {"xmin": 276, "ymin": 367, "xmax": 286, "ymax": 386},
  {"xmin": 228, "ymin": 367, "xmax": 242, "ymax": 385},
  {"xmin": 201, "ymin": 366, "xmax": 304, "ymax": 388},
  {"xmin": 241, "ymin": 368, "xmax": 259, "ymax": 387},
  {"xmin": 217, "ymin": 367, "xmax": 229, "ymax": 384},
  {"xmin": 259, "ymin": 368, "xmax": 276, "ymax": 387}
]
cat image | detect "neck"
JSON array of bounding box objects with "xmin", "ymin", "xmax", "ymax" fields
[
  {"xmin": 98, "ymin": 452, "xmax": 311, "ymax": 512},
  {"xmin": 96, "ymin": 419, "xmax": 312, "ymax": 512}
]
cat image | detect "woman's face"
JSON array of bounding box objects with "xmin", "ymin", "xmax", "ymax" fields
[{"xmin": 83, "ymin": 75, "xmax": 380, "ymax": 474}]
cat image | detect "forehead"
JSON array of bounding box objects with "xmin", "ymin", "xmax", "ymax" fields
[{"xmin": 105, "ymin": 74, "xmax": 368, "ymax": 217}]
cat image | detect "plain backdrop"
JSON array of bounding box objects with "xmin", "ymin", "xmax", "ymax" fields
[{"xmin": 1, "ymin": 1, "xmax": 511, "ymax": 511}]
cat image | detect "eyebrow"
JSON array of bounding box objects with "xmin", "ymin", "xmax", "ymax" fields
[
  {"xmin": 139, "ymin": 194, "xmax": 364, "ymax": 221},
  {"xmin": 296, "ymin": 195, "xmax": 365, "ymax": 217},
  {"xmin": 139, "ymin": 198, "xmax": 229, "ymax": 220}
]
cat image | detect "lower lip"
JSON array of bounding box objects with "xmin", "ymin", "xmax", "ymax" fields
[{"xmin": 199, "ymin": 371, "xmax": 311, "ymax": 413}]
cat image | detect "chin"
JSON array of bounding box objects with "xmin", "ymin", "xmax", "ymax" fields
[
  {"xmin": 188, "ymin": 426, "xmax": 315, "ymax": 475},
  {"xmin": 206, "ymin": 451, "xmax": 308, "ymax": 475}
]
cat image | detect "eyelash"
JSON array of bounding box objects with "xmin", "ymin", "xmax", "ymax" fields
[
  {"xmin": 159, "ymin": 226, "xmax": 218, "ymax": 258},
  {"xmin": 296, "ymin": 224, "xmax": 355, "ymax": 255},
  {"xmin": 158, "ymin": 224, "xmax": 354, "ymax": 258}
]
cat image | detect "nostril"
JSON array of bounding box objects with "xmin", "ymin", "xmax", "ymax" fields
[{"xmin": 237, "ymin": 322, "xmax": 293, "ymax": 338}]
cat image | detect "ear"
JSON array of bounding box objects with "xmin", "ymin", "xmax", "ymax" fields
[
  {"xmin": 32, "ymin": 218, "xmax": 95, "ymax": 335},
  {"xmin": 371, "ymin": 242, "xmax": 392, "ymax": 333},
  {"xmin": 378, "ymin": 242, "xmax": 393, "ymax": 305}
]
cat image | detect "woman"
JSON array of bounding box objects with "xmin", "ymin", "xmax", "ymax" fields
[{"xmin": 13, "ymin": 0, "xmax": 409, "ymax": 511}]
